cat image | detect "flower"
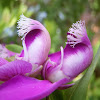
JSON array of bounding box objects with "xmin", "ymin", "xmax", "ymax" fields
[
  {"xmin": 17, "ymin": 14, "xmax": 51, "ymax": 66},
  {"xmin": 0, "ymin": 19, "xmax": 93, "ymax": 100},
  {"xmin": 0, "ymin": 15, "xmax": 66, "ymax": 100},
  {"xmin": 43, "ymin": 21, "xmax": 93, "ymax": 85}
]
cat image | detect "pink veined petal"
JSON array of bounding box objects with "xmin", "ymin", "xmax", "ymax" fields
[
  {"xmin": 0, "ymin": 75, "xmax": 67, "ymax": 100},
  {"xmin": 64, "ymin": 21, "xmax": 93, "ymax": 77},
  {"xmin": 0, "ymin": 60, "xmax": 32, "ymax": 81},
  {"xmin": 23, "ymin": 29, "xmax": 50, "ymax": 65},
  {"xmin": 62, "ymin": 43, "xmax": 93, "ymax": 78},
  {"xmin": 17, "ymin": 15, "xmax": 51, "ymax": 67},
  {"xmin": 0, "ymin": 58, "xmax": 8, "ymax": 66}
]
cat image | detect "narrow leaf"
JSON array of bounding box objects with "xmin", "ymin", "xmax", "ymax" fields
[{"xmin": 49, "ymin": 90, "xmax": 64, "ymax": 100}]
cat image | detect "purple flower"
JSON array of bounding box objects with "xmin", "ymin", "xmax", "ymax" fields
[
  {"xmin": 17, "ymin": 14, "xmax": 51, "ymax": 74},
  {"xmin": 0, "ymin": 19, "xmax": 93, "ymax": 100},
  {"xmin": 43, "ymin": 21, "xmax": 93, "ymax": 84},
  {"xmin": 0, "ymin": 15, "xmax": 67, "ymax": 100}
]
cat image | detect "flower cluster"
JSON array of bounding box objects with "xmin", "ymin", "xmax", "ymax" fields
[{"xmin": 0, "ymin": 15, "xmax": 93, "ymax": 100}]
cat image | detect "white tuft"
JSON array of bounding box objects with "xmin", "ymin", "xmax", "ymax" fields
[
  {"xmin": 67, "ymin": 20, "xmax": 86, "ymax": 48},
  {"xmin": 17, "ymin": 14, "xmax": 35, "ymax": 40}
]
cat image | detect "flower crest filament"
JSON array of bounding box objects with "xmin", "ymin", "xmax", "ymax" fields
[
  {"xmin": 66, "ymin": 20, "xmax": 86, "ymax": 48},
  {"xmin": 17, "ymin": 14, "xmax": 38, "ymax": 40}
]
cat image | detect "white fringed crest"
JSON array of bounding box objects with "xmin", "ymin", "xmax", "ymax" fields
[
  {"xmin": 66, "ymin": 20, "xmax": 85, "ymax": 48},
  {"xmin": 17, "ymin": 14, "xmax": 34, "ymax": 40}
]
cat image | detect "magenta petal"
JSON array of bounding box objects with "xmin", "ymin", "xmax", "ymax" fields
[
  {"xmin": 0, "ymin": 60, "xmax": 32, "ymax": 81},
  {"xmin": 62, "ymin": 44, "xmax": 93, "ymax": 78},
  {"xmin": 17, "ymin": 15, "xmax": 51, "ymax": 66},
  {"xmin": 0, "ymin": 58, "xmax": 8, "ymax": 66},
  {"xmin": 44, "ymin": 50, "xmax": 62, "ymax": 78},
  {"xmin": 23, "ymin": 29, "xmax": 51, "ymax": 65},
  {"xmin": 0, "ymin": 75, "xmax": 67, "ymax": 100},
  {"xmin": 48, "ymin": 51, "xmax": 61, "ymax": 64}
]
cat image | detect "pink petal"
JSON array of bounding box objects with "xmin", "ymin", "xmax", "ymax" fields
[
  {"xmin": 0, "ymin": 60, "xmax": 32, "ymax": 81},
  {"xmin": 17, "ymin": 15, "xmax": 51, "ymax": 67},
  {"xmin": 43, "ymin": 46, "xmax": 64, "ymax": 79},
  {"xmin": 62, "ymin": 44, "xmax": 93, "ymax": 78},
  {"xmin": 0, "ymin": 75, "xmax": 67, "ymax": 100},
  {"xmin": 48, "ymin": 51, "xmax": 61, "ymax": 64},
  {"xmin": 0, "ymin": 58, "xmax": 8, "ymax": 66}
]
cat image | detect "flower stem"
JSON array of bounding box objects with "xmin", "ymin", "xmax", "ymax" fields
[{"xmin": 46, "ymin": 96, "xmax": 49, "ymax": 100}]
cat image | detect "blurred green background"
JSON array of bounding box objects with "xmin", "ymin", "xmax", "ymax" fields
[{"xmin": 0, "ymin": 0, "xmax": 100, "ymax": 100}]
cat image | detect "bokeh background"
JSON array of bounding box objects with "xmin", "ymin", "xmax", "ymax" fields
[{"xmin": 0, "ymin": 0, "xmax": 100, "ymax": 100}]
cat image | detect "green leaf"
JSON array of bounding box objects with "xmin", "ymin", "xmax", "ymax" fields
[
  {"xmin": 66, "ymin": 46, "xmax": 100, "ymax": 100},
  {"xmin": 6, "ymin": 44, "xmax": 23, "ymax": 53},
  {"xmin": 49, "ymin": 90, "xmax": 64, "ymax": 100}
]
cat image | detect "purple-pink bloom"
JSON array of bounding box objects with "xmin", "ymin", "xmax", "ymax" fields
[
  {"xmin": 0, "ymin": 19, "xmax": 93, "ymax": 100},
  {"xmin": 0, "ymin": 14, "xmax": 51, "ymax": 80},
  {"xmin": 0, "ymin": 15, "xmax": 65, "ymax": 100},
  {"xmin": 17, "ymin": 14, "xmax": 51, "ymax": 72},
  {"xmin": 43, "ymin": 21, "xmax": 93, "ymax": 84}
]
